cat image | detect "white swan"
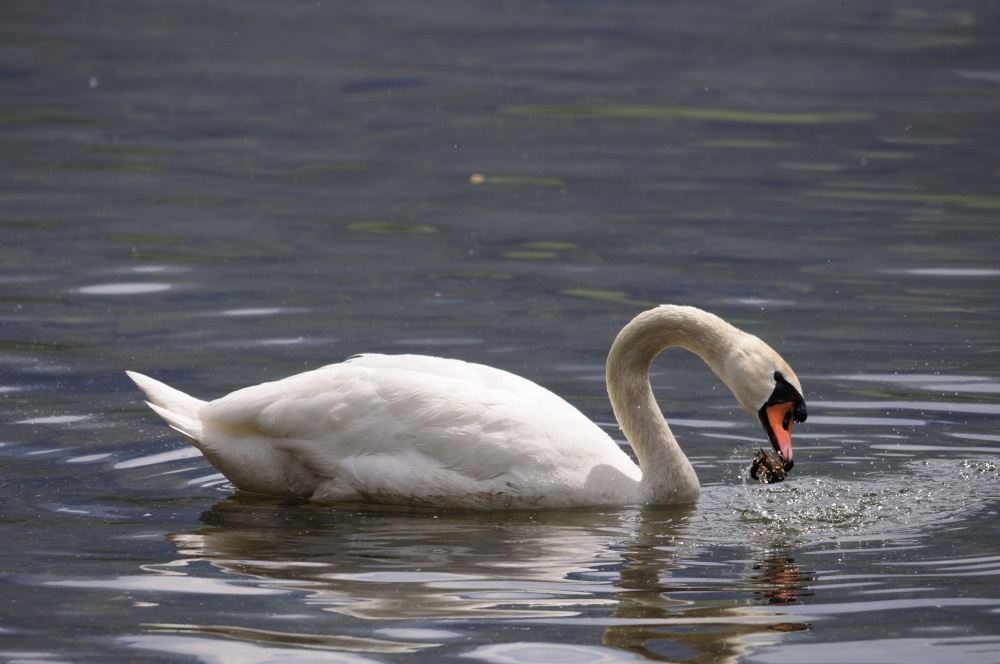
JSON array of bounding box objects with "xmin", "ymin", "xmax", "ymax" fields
[{"xmin": 127, "ymin": 305, "xmax": 806, "ymax": 508}]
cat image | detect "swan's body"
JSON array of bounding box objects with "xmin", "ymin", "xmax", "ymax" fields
[{"xmin": 128, "ymin": 305, "xmax": 806, "ymax": 507}]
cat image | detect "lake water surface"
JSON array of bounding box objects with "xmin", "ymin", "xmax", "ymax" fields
[{"xmin": 2, "ymin": 2, "xmax": 1000, "ymax": 662}]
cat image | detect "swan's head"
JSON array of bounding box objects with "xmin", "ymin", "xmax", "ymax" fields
[{"xmin": 718, "ymin": 335, "xmax": 807, "ymax": 470}]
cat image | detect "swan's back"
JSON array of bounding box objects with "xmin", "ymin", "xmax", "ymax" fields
[{"xmin": 137, "ymin": 355, "xmax": 641, "ymax": 508}]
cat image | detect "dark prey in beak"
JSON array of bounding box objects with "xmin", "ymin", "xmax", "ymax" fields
[
  {"xmin": 750, "ymin": 448, "xmax": 787, "ymax": 484},
  {"xmin": 750, "ymin": 372, "xmax": 807, "ymax": 484}
]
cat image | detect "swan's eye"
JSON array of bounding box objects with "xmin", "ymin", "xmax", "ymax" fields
[
  {"xmin": 774, "ymin": 371, "xmax": 783, "ymax": 382},
  {"xmin": 782, "ymin": 410, "xmax": 792, "ymax": 431}
]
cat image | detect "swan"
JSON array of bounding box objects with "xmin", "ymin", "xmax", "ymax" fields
[{"xmin": 127, "ymin": 305, "xmax": 807, "ymax": 508}]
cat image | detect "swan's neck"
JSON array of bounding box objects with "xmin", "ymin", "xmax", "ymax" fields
[{"xmin": 606, "ymin": 306, "xmax": 745, "ymax": 504}]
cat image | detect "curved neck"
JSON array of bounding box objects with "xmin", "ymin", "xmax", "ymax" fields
[{"xmin": 606, "ymin": 306, "xmax": 745, "ymax": 504}]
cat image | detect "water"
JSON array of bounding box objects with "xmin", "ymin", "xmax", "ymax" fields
[{"xmin": 2, "ymin": 1, "xmax": 1000, "ymax": 661}]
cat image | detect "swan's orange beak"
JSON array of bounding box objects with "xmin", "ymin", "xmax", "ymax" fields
[{"xmin": 764, "ymin": 401, "xmax": 795, "ymax": 467}]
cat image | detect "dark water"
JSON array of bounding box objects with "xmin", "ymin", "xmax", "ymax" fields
[{"xmin": 3, "ymin": 2, "xmax": 1000, "ymax": 662}]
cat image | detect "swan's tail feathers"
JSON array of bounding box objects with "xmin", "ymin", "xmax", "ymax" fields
[
  {"xmin": 126, "ymin": 371, "xmax": 206, "ymax": 446},
  {"xmin": 146, "ymin": 401, "xmax": 204, "ymax": 448}
]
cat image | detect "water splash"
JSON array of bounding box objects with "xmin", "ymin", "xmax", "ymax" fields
[{"xmin": 692, "ymin": 458, "xmax": 1000, "ymax": 548}]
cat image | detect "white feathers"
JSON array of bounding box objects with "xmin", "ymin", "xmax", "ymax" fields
[
  {"xmin": 126, "ymin": 370, "xmax": 205, "ymax": 445},
  {"xmin": 126, "ymin": 369, "xmax": 203, "ymax": 420}
]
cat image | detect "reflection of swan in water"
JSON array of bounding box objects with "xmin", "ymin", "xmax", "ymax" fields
[
  {"xmin": 150, "ymin": 497, "xmax": 813, "ymax": 662},
  {"xmin": 170, "ymin": 498, "xmax": 660, "ymax": 620},
  {"xmin": 128, "ymin": 305, "xmax": 807, "ymax": 507},
  {"xmin": 149, "ymin": 456, "xmax": 1000, "ymax": 661},
  {"xmin": 599, "ymin": 509, "xmax": 811, "ymax": 663}
]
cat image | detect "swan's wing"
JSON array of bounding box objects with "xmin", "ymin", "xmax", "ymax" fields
[
  {"xmin": 344, "ymin": 354, "xmax": 543, "ymax": 395},
  {"xmin": 196, "ymin": 358, "xmax": 639, "ymax": 499},
  {"xmin": 201, "ymin": 354, "xmax": 567, "ymax": 442}
]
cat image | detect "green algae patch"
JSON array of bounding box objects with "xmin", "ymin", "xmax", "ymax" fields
[
  {"xmin": 484, "ymin": 175, "xmax": 563, "ymax": 186},
  {"xmin": 808, "ymin": 190, "xmax": 1000, "ymax": 209},
  {"xmin": 0, "ymin": 296, "xmax": 63, "ymax": 304},
  {"xmin": 0, "ymin": 221, "xmax": 61, "ymax": 229},
  {"xmin": 0, "ymin": 515, "xmax": 29, "ymax": 525},
  {"xmin": 502, "ymin": 105, "xmax": 874, "ymax": 125},
  {"xmin": 782, "ymin": 162, "xmax": 844, "ymax": 171},
  {"xmin": 695, "ymin": 139, "xmax": 799, "ymax": 148},
  {"xmin": 348, "ymin": 222, "xmax": 437, "ymax": 234},
  {"xmin": 51, "ymin": 162, "xmax": 161, "ymax": 172},
  {"xmin": 563, "ymin": 288, "xmax": 626, "ymax": 300},
  {"xmin": 560, "ymin": 289, "xmax": 658, "ymax": 307},
  {"xmin": 522, "ymin": 241, "xmax": 578, "ymax": 250},
  {"xmin": 0, "ymin": 339, "xmax": 85, "ymax": 352},
  {"xmin": 80, "ymin": 145, "xmax": 173, "ymax": 156},
  {"xmin": 503, "ymin": 241, "xmax": 583, "ymax": 259},
  {"xmin": 301, "ymin": 162, "xmax": 370, "ymax": 171},
  {"xmin": 91, "ymin": 495, "xmax": 210, "ymax": 508},
  {"xmin": 436, "ymin": 272, "xmax": 514, "ymax": 280},
  {"xmin": 106, "ymin": 235, "xmax": 183, "ymax": 244},
  {"xmin": 152, "ymin": 197, "xmax": 222, "ymax": 206},
  {"xmin": 503, "ymin": 251, "xmax": 558, "ymax": 259},
  {"xmin": 0, "ymin": 114, "xmax": 101, "ymax": 125}
]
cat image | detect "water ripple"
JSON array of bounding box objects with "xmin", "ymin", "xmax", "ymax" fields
[
  {"xmin": 122, "ymin": 635, "xmax": 379, "ymax": 663},
  {"xmin": 750, "ymin": 635, "xmax": 1000, "ymax": 664},
  {"xmin": 462, "ymin": 642, "xmax": 644, "ymax": 663},
  {"xmin": 78, "ymin": 283, "xmax": 172, "ymax": 295}
]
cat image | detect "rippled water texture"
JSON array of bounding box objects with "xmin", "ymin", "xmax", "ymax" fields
[{"xmin": 2, "ymin": 2, "xmax": 1000, "ymax": 662}]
